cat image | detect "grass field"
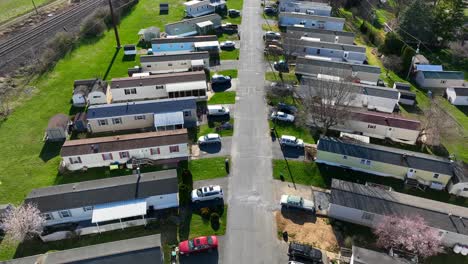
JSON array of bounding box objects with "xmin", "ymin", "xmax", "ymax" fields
[
  {"xmin": 199, "ymin": 118, "xmax": 234, "ymax": 137},
  {"xmin": 188, "ymin": 205, "xmax": 228, "ymax": 239},
  {"xmin": 219, "ymin": 48, "xmax": 240, "ymax": 60},
  {"xmin": 210, "ymin": 69, "xmax": 238, "ymax": 79},
  {"xmin": 273, "ymin": 160, "xmax": 326, "ymax": 188},
  {"xmin": 189, "ymin": 157, "xmax": 230, "ymax": 181},
  {"xmin": 269, "ymin": 120, "xmax": 315, "ymax": 144},
  {"xmin": 265, "ymin": 71, "xmax": 297, "ymax": 83},
  {"xmin": 208, "ymin": 91, "xmax": 236, "ymax": 104},
  {"xmin": 0, "ymin": 0, "xmax": 54, "ymax": 24}
]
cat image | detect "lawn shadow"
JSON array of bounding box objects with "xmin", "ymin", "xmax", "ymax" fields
[
  {"xmin": 199, "ymin": 143, "xmax": 222, "ymax": 154},
  {"xmin": 103, "ymin": 48, "xmax": 120, "ymax": 80},
  {"xmin": 122, "ymin": 54, "xmax": 136, "ymax": 62},
  {"xmin": 280, "ymin": 207, "xmax": 316, "ymax": 225},
  {"xmin": 211, "ymin": 82, "xmax": 232, "ymax": 92},
  {"xmin": 330, "ymin": 220, "xmax": 377, "ymax": 249},
  {"xmin": 400, "ymin": 103, "xmax": 424, "ymax": 115},
  {"xmin": 39, "ymin": 140, "xmax": 65, "ymax": 162},
  {"xmin": 455, "ymin": 105, "xmax": 468, "ymax": 116},
  {"xmin": 281, "ymin": 145, "xmax": 305, "ymax": 159},
  {"xmin": 178, "ymin": 206, "xmax": 193, "ymax": 241},
  {"xmin": 69, "ymin": 105, "xmax": 85, "ymax": 116},
  {"xmin": 179, "ymin": 249, "xmax": 219, "ymax": 264}
]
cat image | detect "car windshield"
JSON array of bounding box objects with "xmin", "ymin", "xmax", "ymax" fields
[
  {"xmin": 207, "ymin": 236, "xmax": 213, "ymax": 245},
  {"xmin": 188, "ymin": 240, "xmax": 195, "ymax": 250},
  {"xmin": 197, "ymin": 189, "xmax": 203, "ymax": 196}
]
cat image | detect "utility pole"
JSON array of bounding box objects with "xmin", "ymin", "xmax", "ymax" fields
[
  {"xmin": 108, "ymin": 0, "xmax": 121, "ymax": 49},
  {"xmin": 32, "ymin": 0, "xmax": 39, "ymax": 15},
  {"xmin": 405, "ymin": 41, "xmax": 420, "ymax": 81}
]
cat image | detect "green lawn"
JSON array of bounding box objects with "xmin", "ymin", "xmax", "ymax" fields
[
  {"xmin": 208, "ymin": 91, "xmax": 236, "ymax": 105},
  {"xmin": 188, "ymin": 205, "xmax": 227, "ymax": 239},
  {"xmin": 265, "ymin": 71, "xmax": 297, "ymax": 83},
  {"xmin": 269, "ymin": 120, "xmax": 315, "ymax": 144},
  {"xmin": 217, "ymin": 32, "xmax": 239, "ymax": 41},
  {"xmin": 0, "ymin": 0, "xmax": 54, "ymax": 24},
  {"xmin": 210, "ymin": 69, "xmax": 238, "ymax": 79},
  {"xmin": 189, "ymin": 157, "xmax": 230, "ymax": 181},
  {"xmin": 273, "ymin": 160, "xmax": 326, "ymax": 188},
  {"xmin": 199, "ymin": 118, "xmax": 234, "ymax": 137},
  {"xmin": 262, "ymin": 23, "xmax": 280, "ymax": 32},
  {"xmin": 223, "ymin": 0, "xmax": 243, "ymax": 24},
  {"xmin": 219, "ymin": 49, "xmax": 239, "ymax": 60}
]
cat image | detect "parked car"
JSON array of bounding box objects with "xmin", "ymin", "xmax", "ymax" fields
[
  {"xmin": 280, "ymin": 195, "xmax": 315, "ymax": 212},
  {"xmin": 264, "ymin": 45, "xmax": 284, "ymax": 56},
  {"xmin": 191, "ymin": 185, "xmax": 224, "ymax": 203},
  {"xmin": 288, "ymin": 242, "xmax": 323, "ymax": 263},
  {"xmin": 265, "ymin": 39, "xmax": 282, "ymax": 47},
  {"xmin": 207, "ymin": 105, "xmax": 230, "ymax": 116},
  {"xmin": 123, "ymin": 44, "xmax": 137, "ymax": 56},
  {"xmin": 179, "ymin": 235, "xmax": 219, "ymax": 255},
  {"xmin": 264, "ymin": 6, "xmax": 277, "ymax": 15},
  {"xmin": 228, "ymin": 9, "xmax": 240, "ymax": 17},
  {"xmin": 211, "ymin": 74, "xmax": 232, "ymax": 84},
  {"xmin": 274, "ymin": 60, "xmax": 289, "ymax": 72},
  {"xmin": 220, "ymin": 41, "xmax": 236, "ymax": 50},
  {"xmin": 264, "ymin": 31, "xmax": 281, "ymax": 41},
  {"xmin": 221, "ymin": 23, "xmax": 238, "ymax": 33},
  {"xmin": 198, "ymin": 133, "xmax": 221, "ymax": 145},
  {"xmin": 279, "ymin": 135, "xmax": 304, "ymax": 148},
  {"xmin": 277, "ymin": 102, "xmax": 298, "ymax": 114},
  {"xmin": 271, "ymin": 111, "xmax": 295, "ymax": 122}
]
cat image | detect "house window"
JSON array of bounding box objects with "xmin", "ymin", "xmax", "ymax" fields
[
  {"xmin": 366, "ymin": 160, "xmax": 371, "ymax": 166},
  {"xmin": 441, "ymin": 80, "xmax": 446, "ymax": 84},
  {"xmin": 102, "ymin": 153, "xmax": 113, "ymax": 161},
  {"xmin": 368, "ymin": 124, "xmax": 376, "ymax": 129},
  {"xmin": 463, "ymin": 188, "xmax": 468, "ymax": 192},
  {"xmin": 83, "ymin": 206, "xmax": 93, "ymax": 212},
  {"xmin": 98, "ymin": 119, "xmax": 108, "ymax": 126},
  {"xmin": 59, "ymin": 210, "xmax": 72, "ymax": 218},
  {"xmin": 42, "ymin": 213, "xmax": 54, "ymax": 220},
  {"xmin": 433, "ymin": 173, "xmax": 440, "ymax": 179},
  {"xmin": 112, "ymin": 118, "xmax": 122, "ymax": 125},
  {"xmin": 119, "ymin": 151, "xmax": 130, "ymax": 159},
  {"xmin": 155, "ymin": 85, "xmax": 164, "ymax": 89},
  {"xmin": 342, "ymin": 155, "xmax": 347, "ymax": 159},
  {"xmin": 183, "ymin": 110, "xmax": 192, "ymax": 117},
  {"xmin": 361, "ymin": 212, "xmax": 374, "ymax": 221},
  {"xmin": 134, "ymin": 115, "xmax": 146, "ymax": 120},
  {"xmin": 169, "ymin": 145, "xmax": 180, "ymax": 153},
  {"xmin": 360, "ymin": 159, "xmax": 366, "ymax": 164},
  {"xmin": 124, "ymin": 88, "xmax": 137, "ymax": 95},
  {"xmin": 150, "ymin": 147, "xmax": 160, "ymax": 155},
  {"xmin": 69, "ymin": 157, "xmax": 82, "ymax": 164},
  {"xmin": 181, "ymin": 62, "xmax": 187, "ymax": 65},
  {"xmin": 147, "ymin": 65, "xmax": 151, "ymax": 68}
]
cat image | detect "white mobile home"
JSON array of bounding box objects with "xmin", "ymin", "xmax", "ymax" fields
[
  {"xmin": 329, "ymin": 179, "xmax": 468, "ymax": 247},
  {"xmin": 278, "ymin": 0, "xmax": 331, "ymax": 16},
  {"xmin": 446, "ymin": 87, "xmax": 468, "ymax": 106},
  {"xmin": 140, "ymin": 52, "xmax": 209, "ymax": 74},
  {"xmin": 109, "ymin": 71, "xmax": 208, "ymax": 102},
  {"xmin": 151, "ymin": 35, "xmax": 219, "ymax": 55},
  {"xmin": 300, "ymin": 76, "xmax": 400, "ymax": 113},
  {"xmin": 86, "ymin": 98, "xmax": 197, "ymax": 134},
  {"xmin": 295, "ymin": 56, "xmax": 381, "ymax": 85},
  {"xmin": 447, "ymin": 164, "xmax": 468, "ymax": 198},
  {"xmin": 25, "ymin": 170, "xmax": 179, "ymax": 227},
  {"xmin": 393, "ymin": 82, "xmax": 416, "ymax": 106},
  {"xmin": 414, "ymin": 70, "xmax": 465, "ymax": 92},
  {"xmin": 286, "ymin": 26, "xmax": 355, "ymax": 45},
  {"xmin": 184, "ymin": 0, "xmax": 225, "ymax": 18},
  {"xmin": 165, "ymin": 14, "xmax": 222, "ymax": 37},
  {"xmin": 278, "ymin": 12, "xmax": 345, "ymax": 31},
  {"xmin": 283, "ymin": 38, "xmax": 367, "ymax": 64},
  {"xmin": 60, "ymin": 130, "xmax": 189, "ymax": 171},
  {"xmin": 335, "ymin": 110, "xmax": 421, "ymax": 145}
]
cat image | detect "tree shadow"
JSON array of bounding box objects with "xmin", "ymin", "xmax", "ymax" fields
[
  {"xmin": 178, "ymin": 206, "xmax": 192, "ymax": 241},
  {"xmin": 39, "ymin": 140, "xmax": 65, "ymax": 162},
  {"xmin": 455, "ymin": 105, "xmax": 468, "ymax": 116},
  {"xmin": 103, "ymin": 48, "xmax": 121, "ymax": 80},
  {"xmin": 122, "ymin": 54, "xmax": 136, "ymax": 62},
  {"xmin": 280, "ymin": 207, "xmax": 316, "ymax": 225}
]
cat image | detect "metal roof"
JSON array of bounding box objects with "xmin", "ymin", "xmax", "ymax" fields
[
  {"xmin": 296, "ymin": 56, "xmax": 381, "ymax": 74},
  {"xmin": 25, "ymin": 170, "xmax": 178, "ymax": 212},
  {"xmin": 351, "ymin": 246, "xmax": 413, "ymax": 264},
  {"xmin": 331, "ymin": 179, "xmax": 468, "ymax": 235},
  {"xmin": 154, "ymin": 112, "xmax": 184, "ymax": 127},
  {"xmin": 421, "ymin": 70, "xmax": 465, "ymax": 80},
  {"xmin": 284, "ymin": 38, "xmax": 366, "ymax": 52},
  {"xmin": 1, "ymin": 234, "xmax": 163, "ymax": 264},
  {"xmin": 92, "ymin": 199, "xmax": 147, "ymax": 223},
  {"xmin": 452, "ymin": 87, "xmax": 468, "ymax": 96},
  {"xmin": 415, "ymin": 64, "xmax": 443, "ymax": 72},
  {"xmin": 286, "ymin": 26, "xmax": 355, "ymax": 37},
  {"xmin": 317, "ymin": 137, "xmax": 454, "ymax": 175},
  {"xmin": 165, "ymin": 14, "xmax": 221, "ymax": 26},
  {"xmin": 110, "ymin": 71, "xmax": 206, "ymax": 89},
  {"xmin": 140, "ymin": 51, "xmax": 209, "ymax": 63},
  {"xmin": 151, "ymin": 35, "xmax": 217, "ymax": 44},
  {"xmin": 279, "ymin": 12, "xmax": 345, "ymax": 23},
  {"xmin": 349, "ymin": 110, "xmax": 420, "ymax": 131},
  {"xmin": 86, "ymin": 97, "xmax": 197, "ymax": 119},
  {"xmin": 47, "ymin": 114, "xmax": 69, "ymax": 129}
]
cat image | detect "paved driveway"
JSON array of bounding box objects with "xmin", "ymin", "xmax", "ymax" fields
[
  {"xmin": 192, "ymin": 137, "xmax": 232, "ymax": 159},
  {"xmin": 179, "ymin": 236, "xmax": 225, "ymax": 264}
]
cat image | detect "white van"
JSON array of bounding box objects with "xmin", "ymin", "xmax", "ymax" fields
[{"xmin": 207, "ymin": 105, "xmax": 230, "ymax": 116}]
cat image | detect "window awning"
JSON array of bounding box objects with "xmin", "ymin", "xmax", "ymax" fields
[
  {"xmin": 154, "ymin": 112, "xmax": 184, "ymax": 127},
  {"xmin": 92, "ymin": 199, "xmax": 147, "ymax": 223}
]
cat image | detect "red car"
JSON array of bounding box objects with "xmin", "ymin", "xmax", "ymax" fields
[{"xmin": 178, "ymin": 235, "xmax": 218, "ymax": 255}]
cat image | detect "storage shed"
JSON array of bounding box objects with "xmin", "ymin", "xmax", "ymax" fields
[
  {"xmin": 446, "ymin": 87, "xmax": 468, "ymax": 106},
  {"xmin": 138, "ymin": 27, "xmax": 160, "ymax": 42},
  {"xmin": 46, "ymin": 114, "xmax": 69, "ymax": 142}
]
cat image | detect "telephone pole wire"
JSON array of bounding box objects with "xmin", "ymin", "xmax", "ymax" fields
[{"xmin": 108, "ymin": 0, "xmax": 121, "ymax": 49}]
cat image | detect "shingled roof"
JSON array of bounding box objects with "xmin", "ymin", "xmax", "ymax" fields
[
  {"xmin": 140, "ymin": 51, "xmax": 209, "ymax": 63},
  {"xmin": 110, "ymin": 71, "xmax": 206, "ymax": 89},
  {"xmin": 151, "ymin": 35, "xmax": 217, "ymax": 44}
]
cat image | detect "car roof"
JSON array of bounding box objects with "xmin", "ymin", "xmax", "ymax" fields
[
  {"xmin": 207, "ymin": 105, "xmax": 224, "ymax": 109},
  {"xmin": 202, "ymin": 185, "xmax": 222, "ymax": 192},
  {"xmin": 281, "ymin": 135, "xmax": 297, "ymax": 141},
  {"xmin": 276, "ymin": 111, "xmax": 286, "ymax": 115},
  {"xmin": 206, "ymin": 133, "xmax": 220, "ymax": 138},
  {"xmin": 287, "ymin": 195, "xmax": 302, "ymax": 204},
  {"xmin": 212, "ymin": 74, "xmax": 226, "ymax": 78}
]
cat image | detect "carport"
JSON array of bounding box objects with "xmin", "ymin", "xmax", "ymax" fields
[
  {"xmin": 92, "ymin": 199, "xmax": 147, "ymax": 232},
  {"xmin": 154, "ymin": 112, "xmax": 184, "ymax": 131}
]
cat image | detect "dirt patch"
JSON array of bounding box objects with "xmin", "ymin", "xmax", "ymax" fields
[{"xmin": 275, "ymin": 210, "xmax": 339, "ymax": 253}]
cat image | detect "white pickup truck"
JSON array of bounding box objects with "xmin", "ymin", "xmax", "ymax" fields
[{"xmin": 280, "ymin": 195, "xmax": 315, "ymax": 213}]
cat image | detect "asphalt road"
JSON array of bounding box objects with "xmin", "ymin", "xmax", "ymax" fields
[{"xmin": 222, "ymin": 0, "xmax": 289, "ymax": 262}]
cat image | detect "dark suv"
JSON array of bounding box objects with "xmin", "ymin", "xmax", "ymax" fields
[{"xmin": 288, "ymin": 242, "xmax": 323, "ymax": 263}]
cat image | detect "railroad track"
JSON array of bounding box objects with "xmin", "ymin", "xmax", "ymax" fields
[{"xmin": 0, "ymin": 0, "xmax": 105, "ymax": 70}]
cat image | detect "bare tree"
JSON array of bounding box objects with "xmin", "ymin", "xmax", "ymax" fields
[
  {"xmin": 374, "ymin": 214, "xmax": 442, "ymax": 258},
  {"xmin": 381, "ymin": 55, "xmax": 403, "ymax": 75},
  {"xmin": 0, "ymin": 203, "xmax": 45, "ymax": 242},
  {"xmin": 298, "ymin": 77, "xmax": 356, "ymax": 135},
  {"xmin": 417, "ymin": 97, "xmax": 462, "ymax": 147}
]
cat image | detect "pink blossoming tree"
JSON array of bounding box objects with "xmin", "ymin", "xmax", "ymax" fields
[
  {"xmin": 0, "ymin": 203, "xmax": 45, "ymax": 242},
  {"xmin": 373, "ymin": 214, "xmax": 443, "ymax": 258}
]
